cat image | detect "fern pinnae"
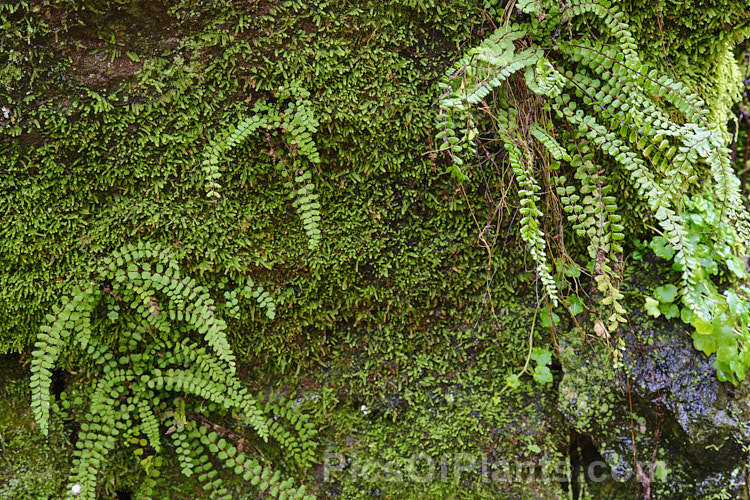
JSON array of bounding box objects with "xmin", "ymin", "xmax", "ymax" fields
[
  {"xmin": 68, "ymin": 404, "xmax": 129, "ymax": 500},
  {"xmin": 565, "ymin": 0, "xmax": 639, "ymax": 64},
  {"xmin": 31, "ymin": 286, "xmax": 98, "ymax": 435},
  {"xmin": 565, "ymin": 59, "xmax": 707, "ymax": 206},
  {"xmin": 436, "ymin": 0, "xmax": 750, "ymax": 375},
  {"xmin": 202, "ymin": 87, "xmax": 324, "ymax": 251},
  {"xmin": 627, "ymin": 62, "xmax": 750, "ymax": 241},
  {"xmin": 170, "ymin": 342, "xmax": 235, "ymax": 385},
  {"xmin": 566, "ymin": 41, "xmax": 709, "ymax": 127},
  {"xmin": 705, "ymin": 137, "xmax": 750, "ymax": 243},
  {"xmin": 239, "ymin": 278, "xmax": 277, "ymax": 320},
  {"xmin": 137, "ymin": 399, "xmax": 163, "ymax": 453},
  {"xmin": 436, "ymin": 25, "xmax": 536, "ymax": 177},
  {"xmin": 104, "ymin": 255, "xmax": 237, "ymax": 371},
  {"xmin": 170, "ymin": 422, "xmax": 201, "ymax": 477},
  {"xmin": 525, "ymin": 58, "xmax": 566, "ymax": 99},
  {"xmin": 147, "ymin": 367, "xmax": 270, "ymax": 441},
  {"xmin": 506, "ymin": 138, "xmax": 560, "ymax": 305},
  {"xmin": 556, "ymin": 61, "xmax": 702, "ymax": 318},
  {"xmin": 30, "ymin": 243, "xmax": 317, "ymax": 498},
  {"xmin": 529, "ymin": 124, "xmax": 571, "ymax": 162},
  {"xmin": 261, "ymin": 393, "xmax": 318, "ymax": 467},
  {"xmin": 202, "ymin": 114, "xmax": 267, "ymax": 199},
  {"xmin": 559, "ymin": 63, "xmax": 691, "ymax": 206},
  {"xmin": 198, "ymin": 426, "xmax": 314, "ymax": 500},
  {"xmin": 557, "ymin": 99, "xmax": 709, "ymax": 319},
  {"xmin": 565, "ymin": 133, "xmax": 626, "ymax": 326},
  {"xmin": 275, "ymin": 144, "xmax": 322, "ymax": 251}
]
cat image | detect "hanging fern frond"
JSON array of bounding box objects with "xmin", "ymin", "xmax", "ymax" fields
[
  {"xmin": 203, "ymin": 84, "xmax": 323, "ymax": 250},
  {"xmin": 67, "ymin": 405, "xmax": 124, "ymax": 500},
  {"xmin": 506, "ymin": 138, "xmax": 559, "ymax": 306},
  {"xmin": 287, "ymin": 166, "xmax": 323, "ymax": 250},
  {"xmin": 261, "ymin": 393, "xmax": 319, "ymax": 468},
  {"xmin": 565, "ymin": 0, "xmax": 639, "ymax": 64},
  {"xmin": 525, "ymin": 58, "xmax": 566, "ymax": 98},
  {"xmin": 435, "ymin": 0, "xmax": 750, "ymax": 380},
  {"xmin": 557, "ymin": 134, "xmax": 626, "ymax": 329},
  {"xmin": 170, "ymin": 422, "xmax": 202, "ymax": 478}
]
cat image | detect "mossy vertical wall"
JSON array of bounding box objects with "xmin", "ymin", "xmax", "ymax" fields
[
  {"xmin": 0, "ymin": 0, "xmax": 507, "ymax": 366},
  {"xmin": 2, "ymin": 0, "xmax": 750, "ymax": 498}
]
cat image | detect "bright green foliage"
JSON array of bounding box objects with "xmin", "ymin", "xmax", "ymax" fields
[
  {"xmin": 202, "ymin": 85, "xmax": 323, "ymax": 250},
  {"xmin": 199, "ymin": 425, "xmax": 312, "ymax": 499},
  {"xmin": 650, "ymin": 193, "xmax": 750, "ymax": 384},
  {"xmin": 507, "ymin": 136, "xmax": 560, "ymax": 306},
  {"xmin": 4, "ymin": 0, "xmax": 750, "ymax": 495},
  {"xmin": 30, "ymin": 243, "xmax": 315, "ymax": 499},
  {"xmin": 529, "ymin": 124, "xmax": 571, "ymax": 162},
  {"xmin": 2, "ymin": 0, "xmax": 486, "ymax": 359},
  {"xmin": 1, "ymin": 9, "xmax": 504, "ymax": 496},
  {"xmin": 530, "ymin": 347, "xmax": 553, "ymax": 385},
  {"xmin": 223, "ymin": 279, "xmax": 276, "ymax": 320},
  {"xmin": 436, "ymin": 0, "xmax": 750, "ymax": 380},
  {"xmin": 646, "ymin": 284, "xmax": 680, "ymax": 319}
]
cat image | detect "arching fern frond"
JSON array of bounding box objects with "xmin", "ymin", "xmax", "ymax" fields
[
  {"xmin": 30, "ymin": 286, "xmax": 99, "ymax": 436},
  {"xmin": 202, "ymin": 85, "xmax": 323, "ymax": 250},
  {"xmin": 30, "ymin": 243, "xmax": 317, "ymax": 499}
]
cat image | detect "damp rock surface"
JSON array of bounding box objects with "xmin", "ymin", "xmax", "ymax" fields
[{"xmin": 558, "ymin": 311, "xmax": 750, "ymax": 499}]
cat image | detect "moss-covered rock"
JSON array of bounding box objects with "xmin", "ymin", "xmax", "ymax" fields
[{"xmin": 2, "ymin": 0, "xmax": 750, "ymax": 498}]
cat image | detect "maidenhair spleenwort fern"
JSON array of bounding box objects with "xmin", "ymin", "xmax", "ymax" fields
[
  {"xmin": 30, "ymin": 242, "xmax": 316, "ymax": 500},
  {"xmin": 436, "ymin": 0, "xmax": 750, "ymax": 383},
  {"xmin": 203, "ymin": 84, "xmax": 323, "ymax": 250}
]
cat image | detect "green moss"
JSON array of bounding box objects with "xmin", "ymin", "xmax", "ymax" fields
[
  {"xmin": 2, "ymin": 0, "xmax": 750, "ymax": 497},
  {"xmin": 619, "ymin": 1, "xmax": 750, "ymax": 129},
  {"xmin": 0, "ymin": 358, "xmax": 71, "ymax": 499}
]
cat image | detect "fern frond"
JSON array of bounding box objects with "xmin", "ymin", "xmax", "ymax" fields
[
  {"xmin": 705, "ymin": 133, "xmax": 750, "ymax": 244},
  {"xmin": 560, "ymin": 136, "xmax": 626, "ymax": 329},
  {"xmin": 67, "ymin": 405, "xmax": 127, "ymax": 500},
  {"xmin": 137, "ymin": 399, "xmax": 162, "ymax": 453},
  {"xmin": 281, "ymin": 160, "xmax": 322, "ymax": 251},
  {"xmin": 170, "ymin": 423, "xmax": 202, "ymax": 477},
  {"xmin": 506, "ymin": 139, "xmax": 559, "ymax": 305},
  {"xmin": 145, "ymin": 369, "xmax": 269, "ymax": 440},
  {"xmin": 565, "ymin": 0, "xmax": 639, "ymax": 64},
  {"xmin": 435, "ymin": 0, "xmax": 750, "ymax": 378},
  {"xmin": 202, "ymin": 87, "xmax": 324, "ymax": 251},
  {"xmin": 202, "ymin": 115, "xmax": 267, "ymax": 199},
  {"xmin": 199, "ymin": 426, "xmax": 314, "ymax": 500},
  {"xmin": 30, "ymin": 242, "xmax": 315, "ymax": 497},
  {"xmin": 262, "ymin": 394, "xmax": 318, "ymax": 468},
  {"xmin": 436, "ymin": 25, "xmax": 536, "ymax": 178},
  {"xmin": 557, "ymin": 99, "xmax": 707, "ymax": 318},
  {"xmin": 249, "ymin": 282, "xmax": 276, "ymax": 319},
  {"xmin": 525, "ymin": 58, "xmax": 566, "ymax": 98},
  {"xmin": 30, "ymin": 286, "xmax": 98, "ymax": 435},
  {"xmin": 529, "ymin": 124, "xmax": 571, "ymax": 162}
]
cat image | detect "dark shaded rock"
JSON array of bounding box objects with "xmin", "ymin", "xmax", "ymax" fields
[{"xmin": 557, "ymin": 314, "xmax": 750, "ymax": 498}]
